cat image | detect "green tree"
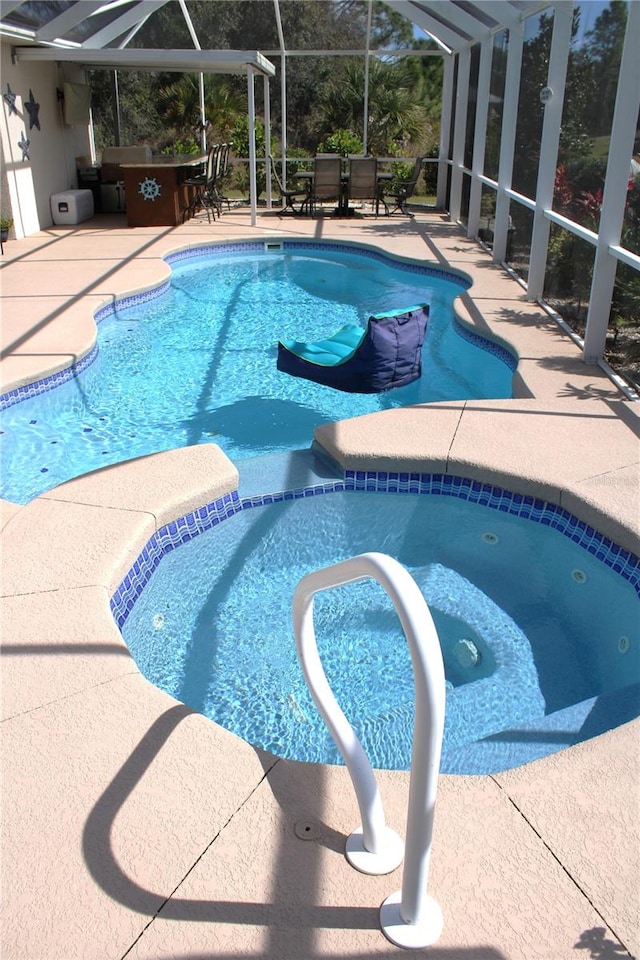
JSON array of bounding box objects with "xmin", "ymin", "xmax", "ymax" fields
[
  {"xmin": 89, "ymin": 1, "xmax": 441, "ymax": 159},
  {"xmin": 231, "ymin": 115, "xmax": 266, "ymax": 197},
  {"xmin": 583, "ymin": 0, "xmax": 628, "ymax": 138},
  {"xmin": 89, "ymin": 68, "xmax": 164, "ymax": 151},
  {"xmin": 157, "ymin": 73, "xmax": 243, "ymax": 144},
  {"xmin": 318, "ymin": 129, "xmax": 364, "ymax": 156},
  {"xmin": 513, "ymin": 10, "xmax": 555, "ymax": 197},
  {"xmin": 317, "ymin": 57, "xmax": 431, "ymax": 155}
]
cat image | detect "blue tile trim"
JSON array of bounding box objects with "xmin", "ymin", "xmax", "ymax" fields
[
  {"xmin": 94, "ymin": 281, "xmax": 171, "ymax": 322},
  {"xmin": 110, "ymin": 490, "xmax": 243, "ymax": 628},
  {"xmin": 342, "ymin": 471, "xmax": 640, "ymax": 593},
  {"xmin": 1, "ymin": 281, "xmax": 171, "ymax": 410},
  {"xmin": 166, "ymin": 242, "xmax": 266, "ymax": 265},
  {"xmin": 0, "ymin": 343, "xmax": 99, "ymax": 410},
  {"xmin": 165, "ymin": 239, "xmax": 471, "ymax": 288},
  {"xmin": 110, "ymin": 472, "xmax": 639, "ymax": 629},
  {"xmin": 453, "ymin": 317, "xmax": 517, "ymax": 371}
]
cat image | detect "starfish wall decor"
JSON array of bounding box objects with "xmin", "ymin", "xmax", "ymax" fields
[
  {"xmin": 18, "ymin": 132, "xmax": 30, "ymax": 161},
  {"xmin": 25, "ymin": 89, "xmax": 40, "ymax": 131},
  {"xmin": 3, "ymin": 84, "xmax": 17, "ymax": 115}
]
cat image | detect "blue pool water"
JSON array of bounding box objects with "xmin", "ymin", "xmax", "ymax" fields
[
  {"xmin": 0, "ymin": 241, "xmax": 515, "ymax": 504},
  {"xmin": 118, "ymin": 478, "xmax": 640, "ymax": 775}
]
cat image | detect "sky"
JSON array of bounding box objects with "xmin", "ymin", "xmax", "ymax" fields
[{"xmin": 409, "ymin": 0, "xmax": 619, "ymax": 48}]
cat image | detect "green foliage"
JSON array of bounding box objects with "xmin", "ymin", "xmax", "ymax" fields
[
  {"xmin": 231, "ymin": 114, "xmax": 266, "ymax": 157},
  {"xmin": 565, "ymin": 156, "xmax": 608, "ymax": 197},
  {"xmin": 159, "ymin": 138, "xmax": 200, "ymax": 156},
  {"xmin": 545, "ymin": 190, "xmax": 640, "ymax": 344},
  {"xmin": 316, "ymin": 57, "xmax": 433, "ymax": 156},
  {"xmin": 389, "ymin": 160, "xmax": 415, "ymax": 188},
  {"xmin": 623, "ymin": 175, "xmax": 640, "ymax": 256},
  {"xmin": 156, "ymin": 73, "xmax": 242, "ymax": 146},
  {"xmin": 610, "ymin": 261, "xmax": 640, "ymax": 339},
  {"xmin": 318, "ymin": 130, "xmax": 364, "ymax": 157},
  {"xmin": 545, "ymin": 224, "xmax": 595, "ymax": 320},
  {"xmin": 513, "ymin": 11, "xmax": 554, "ymax": 197},
  {"xmin": 86, "ymin": 2, "xmax": 443, "ymax": 162},
  {"xmin": 88, "ymin": 68, "xmax": 168, "ymax": 151},
  {"xmin": 231, "ymin": 115, "xmax": 266, "ymax": 197}
]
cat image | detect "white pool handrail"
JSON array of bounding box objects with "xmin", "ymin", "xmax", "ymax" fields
[{"xmin": 292, "ymin": 551, "xmax": 446, "ymax": 949}]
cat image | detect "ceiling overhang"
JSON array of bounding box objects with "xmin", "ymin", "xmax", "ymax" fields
[{"xmin": 11, "ymin": 46, "xmax": 276, "ymax": 76}]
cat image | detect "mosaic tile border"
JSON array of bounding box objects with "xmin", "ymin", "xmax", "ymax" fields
[
  {"xmin": 110, "ymin": 471, "xmax": 640, "ymax": 629},
  {"xmin": 165, "ymin": 238, "xmax": 471, "ymax": 289},
  {"xmin": 453, "ymin": 317, "xmax": 517, "ymax": 371},
  {"xmin": 342, "ymin": 471, "xmax": 640, "ymax": 590},
  {"xmin": 0, "ymin": 343, "xmax": 99, "ymax": 411},
  {"xmin": 1, "ymin": 281, "xmax": 171, "ymax": 410},
  {"xmin": 94, "ymin": 280, "xmax": 171, "ymax": 323},
  {"xmin": 111, "ymin": 491, "xmax": 243, "ymax": 627},
  {"xmin": 166, "ymin": 241, "xmax": 266, "ymax": 265}
]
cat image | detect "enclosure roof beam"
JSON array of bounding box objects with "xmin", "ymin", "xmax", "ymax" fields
[
  {"xmin": 12, "ymin": 45, "xmax": 276, "ymax": 77},
  {"xmin": 35, "ymin": 2, "xmax": 105, "ymax": 42},
  {"xmin": 383, "ymin": 1, "xmax": 464, "ymax": 51},
  {"xmin": 79, "ymin": 0, "xmax": 170, "ymax": 49}
]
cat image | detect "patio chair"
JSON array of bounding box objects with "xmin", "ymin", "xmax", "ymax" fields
[
  {"xmin": 182, "ymin": 144, "xmax": 221, "ymax": 222},
  {"xmin": 309, "ymin": 155, "xmax": 343, "ymax": 215},
  {"xmin": 347, "ymin": 155, "xmax": 381, "ymax": 214},
  {"xmin": 269, "ymin": 156, "xmax": 310, "ymax": 214},
  {"xmin": 208, "ymin": 142, "xmax": 233, "ymax": 213},
  {"xmin": 380, "ymin": 157, "xmax": 424, "ymax": 216},
  {"xmin": 277, "ymin": 303, "xmax": 429, "ymax": 393}
]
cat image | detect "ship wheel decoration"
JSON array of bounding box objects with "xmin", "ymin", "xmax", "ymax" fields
[{"xmin": 138, "ymin": 177, "xmax": 161, "ymax": 201}]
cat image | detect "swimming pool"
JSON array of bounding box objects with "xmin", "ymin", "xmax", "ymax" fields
[
  {"xmin": 0, "ymin": 240, "xmax": 516, "ymax": 504},
  {"xmin": 114, "ymin": 468, "xmax": 640, "ymax": 775}
]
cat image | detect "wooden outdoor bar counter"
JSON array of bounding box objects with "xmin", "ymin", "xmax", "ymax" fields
[{"xmin": 120, "ymin": 155, "xmax": 206, "ymax": 227}]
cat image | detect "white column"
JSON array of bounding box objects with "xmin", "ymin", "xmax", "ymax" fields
[
  {"xmin": 247, "ymin": 67, "xmax": 257, "ymax": 227},
  {"xmin": 493, "ymin": 23, "xmax": 523, "ymax": 263},
  {"xmin": 198, "ymin": 75, "xmax": 206, "ymax": 152},
  {"xmin": 467, "ymin": 37, "xmax": 492, "ymax": 237},
  {"xmin": 526, "ymin": 2, "xmax": 573, "ymax": 300},
  {"xmin": 583, "ymin": 0, "xmax": 640, "ymax": 363},
  {"xmin": 272, "ymin": 0, "xmax": 288, "ymax": 178},
  {"xmin": 437, "ymin": 54, "xmax": 454, "ymax": 209},
  {"xmin": 449, "ymin": 47, "xmax": 470, "ymax": 223},
  {"xmin": 363, "ymin": 0, "xmax": 373, "ymax": 155},
  {"xmin": 263, "ymin": 74, "xmax": 272, "ymax": 210},
  {"xmin": 177, "ymin": 0, "xmax": 206, "ymax": 152},
  {"xmin": 280, "ymin": 54, "xmax": 287, "ymax": 178}
]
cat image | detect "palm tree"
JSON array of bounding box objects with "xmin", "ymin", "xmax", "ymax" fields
[
  {"xmin": 317, "ymin": 58, "xmax": 430, "ymax": 155},
  {"xmin": 157, "ymin": 74, "xmax": 243, "ymax": 144}
]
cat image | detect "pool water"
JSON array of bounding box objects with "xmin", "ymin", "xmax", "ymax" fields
[
  {"xmin": 119, "ymin": 487, "xmax": 640, "ymax": 775},
  {"xmin": 0, "ymin": 243, "xmax": 515, "ymax": 504}
]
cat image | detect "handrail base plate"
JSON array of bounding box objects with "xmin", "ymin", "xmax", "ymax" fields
[
  {"xmin": 380, "ymin": 890, "xmax": 444, "ymax": 949},
  {"xmin": 345, "ymin": 825, "xmax": 404, "ymax": 875}
]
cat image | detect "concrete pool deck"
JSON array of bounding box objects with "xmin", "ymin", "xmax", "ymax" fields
[{"xmin": 1, "ymin": 208, "xmax": 638, "ymax": 959}]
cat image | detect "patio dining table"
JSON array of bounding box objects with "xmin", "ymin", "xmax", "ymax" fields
[{"xmin": 296, "ymin": 167, "xmax": 392, "ymax": 217}]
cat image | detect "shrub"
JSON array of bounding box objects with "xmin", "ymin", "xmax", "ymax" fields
[{"xmin": 317, "ymin": 129, "xmax": 364, "ymax": 157}]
